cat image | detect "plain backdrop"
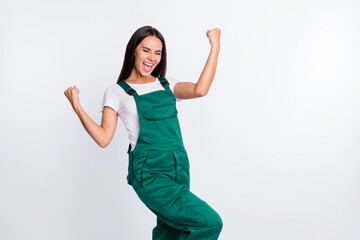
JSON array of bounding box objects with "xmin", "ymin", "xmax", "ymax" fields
[{"xmin": 0, "ymin": 0, "xmax": 359, "ymax": 239}]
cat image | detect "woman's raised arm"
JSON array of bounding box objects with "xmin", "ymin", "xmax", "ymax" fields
[
  {"xmin": 64, "ymin": 86, "xmax": 118, "ymax": 148},
  {"xmin": 173, "ymin": 28, "xmax": 221, "ymax": 100}
]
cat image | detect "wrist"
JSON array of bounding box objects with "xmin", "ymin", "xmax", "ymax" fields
[
  {"xmin": 211, "ymin": 45, "xmax": 220, "ymax": 54},
  {"xmin": 73, "ymin": 102, "xmax": 82, "ymax": 114}
]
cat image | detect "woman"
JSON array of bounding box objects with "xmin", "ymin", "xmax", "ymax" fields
[{"xmin": 64, "ymin": 25, "xmax": 222, "ymax": 239}]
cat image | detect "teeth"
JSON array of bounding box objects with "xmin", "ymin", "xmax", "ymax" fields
[{"xmin": 144, "ymin": 62, "xmax": 153, "ymax": 67}]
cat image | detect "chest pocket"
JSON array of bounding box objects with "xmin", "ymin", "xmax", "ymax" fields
[{"xmin": 142, "ymin": 107, "xmax": 178, "ymax": 121}]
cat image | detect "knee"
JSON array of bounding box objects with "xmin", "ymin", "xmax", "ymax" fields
[
  {"xmin": 206, "ymin": 211, "xmax": 223, "ymax": 234},
  {"xmin": 213, "ymin": 214, "xmax": 223, "ymax": 233}
]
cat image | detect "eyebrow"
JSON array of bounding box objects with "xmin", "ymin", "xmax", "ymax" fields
[{"xmin": 142, "ymin": 47, "xmax": 162, "ymax": 52}]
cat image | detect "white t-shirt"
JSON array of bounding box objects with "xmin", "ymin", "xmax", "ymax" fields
[{"xmin": 100, "ymin": 77, "xmax": 182, "ymax": 150}]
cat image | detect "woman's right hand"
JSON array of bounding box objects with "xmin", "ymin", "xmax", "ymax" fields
[{"xmin": 64, "ymin": 85, "xmax": 80, "ymax": 112}]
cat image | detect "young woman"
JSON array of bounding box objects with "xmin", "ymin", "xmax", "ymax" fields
[{"xmin": 64, "ymin": 25, "xmax": 222, "ymax": 239}]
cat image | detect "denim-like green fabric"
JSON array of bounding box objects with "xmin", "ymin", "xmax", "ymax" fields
[{"xmin": 118, "ymin": 77, "xmax": 222, "ymax": 240}]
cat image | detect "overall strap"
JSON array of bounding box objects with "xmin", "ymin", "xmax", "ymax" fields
[
  {"xmin": 118, "ymin": 81, "xmax": 138, "ymax": 96},
  {"xmin": 158, "ymin": 77, "xmax": 171, "ymax": 91}
]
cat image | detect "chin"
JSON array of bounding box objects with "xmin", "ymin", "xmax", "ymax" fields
[{"xmin": 141, "ymin": 72, "xmax": 153, "ymax": 77}]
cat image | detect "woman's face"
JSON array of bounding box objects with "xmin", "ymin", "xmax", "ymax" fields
[{"xmin": 133, "ymin": 36, "xmax": 163, "ymax": 78}]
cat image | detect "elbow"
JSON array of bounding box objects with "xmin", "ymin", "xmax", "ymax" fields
[
  {"xmin": 99, "ymin": 143, "xmax": 107, "ymax": 149},
  {"xmin": 98, "ymin": 139, "xmax": 110, "ymax": 148},
  {"xmin": 194, "ymin": 83, "xmax": 208, "ymax": 97},
  {"xmin": 195, "ymin": 89, "xmax": 208, "ymax": 97},
  {"xmin": 99, "ymin": 142, "xmax": 107, "ymax": 149}
]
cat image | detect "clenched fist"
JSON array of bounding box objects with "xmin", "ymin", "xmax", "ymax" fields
[
  {"xmin": 206, "ymin": 28, "xmax": 221, "ymax": 50},
  {"xmin": 64, "ymin": 85, "xmax": 80, "ymax": 112}
]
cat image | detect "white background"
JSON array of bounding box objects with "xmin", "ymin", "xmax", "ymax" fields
[{"xmin": 1, "ymin": 0, "xmax": 359, "ymax": 239}]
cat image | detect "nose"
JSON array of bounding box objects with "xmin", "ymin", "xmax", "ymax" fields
[{"xmin": 148, "ymin": 52, "xmax": 155, "ymax": 62}]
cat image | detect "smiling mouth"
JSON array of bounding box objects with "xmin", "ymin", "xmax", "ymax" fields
[{"xmin": 143, "ymin": 62, "xmax": 154, "ymax": 72}]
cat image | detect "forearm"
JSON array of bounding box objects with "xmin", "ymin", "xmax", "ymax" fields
[
  {"xmin": 195, "ymin": 47, "xmax": 220, "ymax": 96},
  {"xmin": 73, "ymin": 104, "xmax": 107, "ymax": 147}
]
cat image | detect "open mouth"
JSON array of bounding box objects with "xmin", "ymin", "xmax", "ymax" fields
[{"xmin": 143, "ymin": 62, "xmax": 154, "ymax": 72}]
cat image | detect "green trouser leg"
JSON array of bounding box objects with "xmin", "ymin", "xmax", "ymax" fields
[
  {"xmin": 129, "ymin": 148, "xmax": 223, "ymax": 240},
  {"xmin": 151, "ymin": 191, "xmax": 223, "ymax": 240}
]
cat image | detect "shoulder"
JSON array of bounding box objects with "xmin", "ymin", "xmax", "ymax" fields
[
  {"xmin": 100, "ymin": 83, "xmax": 125, "ymax": 113},
  {"xmin": 103, "ymin": 83, "xmax": 124, "ymax": 96},
  {"xmin": 164, "ymin": 76, "xmax": 181, "ymax": 91},
  {"xmin": 102, "ymin": 83, "xmax": 128, "ymax": 102},
  {"xmin": 105, "ymin": 83, "xmax": 122, "ymax": 92}
]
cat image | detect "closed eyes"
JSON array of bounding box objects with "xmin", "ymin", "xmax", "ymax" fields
[{"xmin": 143, "ymin": 47, "xmax": 161, "ymax": 55}]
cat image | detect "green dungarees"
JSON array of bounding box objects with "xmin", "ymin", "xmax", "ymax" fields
[{"xmin": 118, "ymin": 77, "xmax": 223, "ymax": 240}]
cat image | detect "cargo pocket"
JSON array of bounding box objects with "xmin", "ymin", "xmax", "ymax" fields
[
  {"xmin": 133, "ymin": 154, "xmax": 148, "ymax": 187},
  {"xmin": 141, "ymin": 151, "xmax": 177, "ymax": 182},
  {"xmin": 146, "ymin": 180, "xmax": 187, "ymax": 222},
  {"xmin": 172, "ymin": 148, "xmax": 190, "ymax": 186},
  {"xmin": 142, "ymin": 106, "xmax": 178, "ymax": 121},
  {"xmin": 172, "ymin": 150, "xmax": 182, "ymax": 183}
]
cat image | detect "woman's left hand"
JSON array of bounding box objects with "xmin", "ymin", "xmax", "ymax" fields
[{"xmin": 206, "ymin": 28, "xmax": 221, "ymax": 50}]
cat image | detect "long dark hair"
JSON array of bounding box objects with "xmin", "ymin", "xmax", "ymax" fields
[{"xmin": 116, "ymin": 26, "xmax": 167, "ymax": 83}]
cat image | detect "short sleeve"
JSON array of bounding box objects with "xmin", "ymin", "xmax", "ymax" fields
[
  {"xmin": 166, "ymin": 77, "xmax": 182, "ymax": 102},
  {"xmin": 100, "ymin": 84, "xmax": 122, "ymax": 113}
]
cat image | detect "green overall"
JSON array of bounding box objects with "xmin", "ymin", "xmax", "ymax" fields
[{"xmin": 118, "ymin": 77, "xmax": 223, "ymax": 240}]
